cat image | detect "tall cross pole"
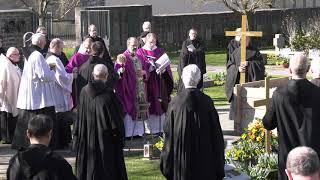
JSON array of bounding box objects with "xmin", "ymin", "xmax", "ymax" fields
[
  {"xmin": 225, "ymin": 15, "xmax": 263, "ymax": 83},
  {"xmin": 253, "ymin": 76, "xmax": 272, "ymax": 153}
]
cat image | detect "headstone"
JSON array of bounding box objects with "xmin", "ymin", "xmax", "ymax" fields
[
  {"xmin": 224, "ymin": 164, "xmax": 251, "ymax": 180},
  {"xmin": 232, "ymin": 77, "xmax": 290, "ymax": 134},
  {"xmin": 273, "ymin": 34, "xmax": 285, "ymax": 52},
  {"xmin": 309, "ymin": 49, "xmax": 320, "ymax": 60}
]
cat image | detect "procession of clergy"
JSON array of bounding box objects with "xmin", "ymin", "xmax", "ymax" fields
[{"xmin": 2, "ymin": 20, "xmax": 320, "ymax": 180}]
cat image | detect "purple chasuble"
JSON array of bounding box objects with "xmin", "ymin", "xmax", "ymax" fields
[
  {"xmin": 65, "ymin": 53, "xmax": 90, "ymax": 73},
  {"xmin": 114, "ymin": 55, "xmax": 137, "ymax": 119},
  {"xmin": 136, "ymin": 47, "xmax": 173, "ymax": 115}
]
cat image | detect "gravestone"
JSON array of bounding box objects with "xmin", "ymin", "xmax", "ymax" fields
[
  {"xmin": 233, "ymin": 77, "xmax": 290, "ymax": 134},
  {"xmin": 273, "ymin": 34, "xmax": 285, "ymax": 52}
]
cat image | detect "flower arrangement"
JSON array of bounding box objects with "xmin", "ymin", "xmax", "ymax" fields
[
  {"xmin": 226, "ymin": 119, "xmax": 278, "ymax": 179},
  {"xmin": 153, "ymin": 137, "xmax": 164, "ymax": 151}
]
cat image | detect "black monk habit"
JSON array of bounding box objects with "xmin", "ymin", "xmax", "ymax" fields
[
  {"xmin": 226, "ymin": 39, "xmax": 240, "ymax": 64},
  {"xmin": 177, "ymin": 38, "xmax": 206, "ymax": 92},
  {"xmin": 76, "ymin": 55, "xmax": 118, "ymax": 103},
  {"xmin": 7, "ymin": 144, "xmax": 77, "ymax": 180},
  {"xmin": 225, "ymin": 45, "xmax": 265, "ymax": 111},
  {"xmin": 263, "ymin": 79, "xmax": 320, "ymax": 180},
  {"xmin": 160, "ymin": 88, "xmax": 225, "ymax": 180},
  {"xmin": 74, "ymin": 80, "xmax": 127, "ymax": 180}
]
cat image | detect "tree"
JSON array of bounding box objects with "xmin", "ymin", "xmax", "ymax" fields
[
  {"xmin": 19, "ymin": 0, "xmax": 80, "ymax": 26},
  {"xmin": 194, "ymin": 0, "xmax": 275, "ymax": 14}
]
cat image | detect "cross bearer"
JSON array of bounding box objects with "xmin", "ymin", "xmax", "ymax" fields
[{"xmin": 225, "ymin": 15, "xmax": 265, "ymax": 120}]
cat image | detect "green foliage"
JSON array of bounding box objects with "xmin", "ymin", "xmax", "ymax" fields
[
  {"xmin": 291, "ymin": 30, "xmax": 320, "ymax": 52},
  {"xmin": 226, "ymin": 119, "xmax": 278, "ymax": 179},
  {"xmin": 63, "ymin": 47, "xmax": 75, "ymax": 59},
  {"xmin": 249, "ymin": 153, "xmax": 278, "ymax": 180},
  {"xmin": 267, "ymin": 54, "xmax": 289, "ymax": 66},
  {"xmin": 207, "ymin": 72, "xmax": 226, "ymax": 86}
]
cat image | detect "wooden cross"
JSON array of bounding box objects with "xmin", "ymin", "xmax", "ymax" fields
[
  {"xmin": 253, "ymin": 76, "xmax": 272, "ymax": 153},
  {"xmin": 225, "ymin": 15, "xmax": 263, "ymax": 83}
]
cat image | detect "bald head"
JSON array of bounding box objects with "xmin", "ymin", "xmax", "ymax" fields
[
  {"xmin": 290, "ymin": 53, "xmax": 309, "ymax": 79},
  {"xmin": 6, "ymin": 47, "xmax": 20, "ymax": 63},
  {"xmin": 142, "ymin": 21, "xmax": 151, "ymax": 32},
  {"xmin": 92, "ymin": 64, "xmax": 108, "ymax": 81},
  {"xmin": 286, "ymin": 146, "xmax": 320, "ymax": 180}
]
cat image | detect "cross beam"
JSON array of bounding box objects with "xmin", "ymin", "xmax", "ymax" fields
[{"xmin": 225, "ymin": 15, "xmax": 263, "ymax": 84}]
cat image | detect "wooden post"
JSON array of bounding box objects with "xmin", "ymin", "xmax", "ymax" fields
[{"xmin": 253, "ymin": 76, "xmax": 272, "ymax": 153}]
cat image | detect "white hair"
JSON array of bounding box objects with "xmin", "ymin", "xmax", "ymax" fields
[
  {"xmin": 235, "ymin": 28, "xmax": 241, "ymax": 41},
  {"xmin": 290, "ymin": 53, "xmax": 309, "ymax": 78},
  {"xmin": 287, "ymin": 146, "xmax": 320, "ymax": 176},
  {"xmin": 92, "ymin": 64, "xmax": 108, "ymax": 80},
  {"xmin": 311, "ymin": 58, "xmax": 320, "ymax": 78},
  {"xmin": 31, "ymin": 33, "xmax": 45, "ymax": 46},
  {"xmin": 182, "ymin": 64, "xmax": 201, "ymax": 88}
]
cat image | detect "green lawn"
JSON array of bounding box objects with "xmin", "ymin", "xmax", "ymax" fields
[
  {"xmin": 168, "ymin": 50, "xmax": 226, "ymax": 66},
  {"xmin": 125, "ymin": 153, "xmax": 164, "ymax": 180},
  {"xmin": 204, "ymin": 86, "xmax": 229, "ymax": 106}
]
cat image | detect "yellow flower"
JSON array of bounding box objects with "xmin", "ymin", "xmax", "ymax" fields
[{"xmin": 257, "ymin": 137, "xmax": 262, "ymax": 142}]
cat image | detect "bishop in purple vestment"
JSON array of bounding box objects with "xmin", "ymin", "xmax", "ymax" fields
[{"xmin": 136, "ymin": 33, "xmax": 173, "ymax": 134}]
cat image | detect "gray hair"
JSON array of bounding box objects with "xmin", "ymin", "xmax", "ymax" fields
[
  {"xmin": 286, "ymin": 146, "xmax": 320, "ymax": 176},
  {"xmin": 49, "ymin": 38, "xmax": 63, "ymax": 49},
  {"xmin": 127, "ymin": 37, "xmax": 138, "ymax": 47},
  {"xmin": 182, "ymin": 64, "xmax": 201, "ymax": 88},
  {"xmin": 290, "ymin": 53, "xmax": 309, "ymax": 77},
  {"xmin": 311, "ymin": 58, "xmax": 320, "ymax": 79},
  {"xmin": 6, "ymin": 47, "xmax": 19, "ymax": 57},
  {"xmin": 92, "ymin": 64, "xmax": 108, "ymax": 80},
  {"xmin": 31, "ymin": 33, "xmax": 45, "ymax": 46}
]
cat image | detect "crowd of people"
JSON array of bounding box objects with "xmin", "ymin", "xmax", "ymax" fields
[{"xmin": 1, "ymin": 21, "xmax": 320, "ymax": 180}]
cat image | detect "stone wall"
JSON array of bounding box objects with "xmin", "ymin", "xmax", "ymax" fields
[
  {"xmin": 0, "ymin": 9, "xmax": 35, "ymax": 49},
  {"xmin": 153, "ymin": 7, "xmax": 320, "ymax": 50}
]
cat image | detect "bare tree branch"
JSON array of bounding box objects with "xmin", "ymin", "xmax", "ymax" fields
[{"xmin": 193, "ymin": 0, "xmax": 274, "ymax": 14}]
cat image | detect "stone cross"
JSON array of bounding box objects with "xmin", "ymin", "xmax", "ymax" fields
[
  {"xmin": 253, "ymin": 76, "xmax": 272, "ymax": 153},
  {"xmin": 225, "ymin": 15, "xmax": 263, "ymax": 83},
  {"xmin": 273, "ymin": 34, "xmax": 285, "ymax": 52}
]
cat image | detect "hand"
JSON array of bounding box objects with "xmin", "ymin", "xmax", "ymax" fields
[
  {"xmin": 238, "ymin": 64, "xmax": 246, "ymax": 73},
  {"xmin": 187, "ymin": 48, "xmax": 194, "ymax": 52},
  {"xmin": 136, "ymin": 70, "xmax": 145, "ymax": 77},
  {"xmin": 72, "ymin": 67, "xmax": 78, "ymax": 79}
]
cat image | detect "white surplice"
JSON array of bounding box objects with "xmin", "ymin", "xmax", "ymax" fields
[
  {"xmin": 0, "ymin": 54, "xmax": 21, "ymax": 117},
  {"xmin": 46, "ymin": 54, "xmax": 73, "ymax": 112},
  {"xmin": 17, "ymin": 50, "xmax": 57, "ymax": 110}
]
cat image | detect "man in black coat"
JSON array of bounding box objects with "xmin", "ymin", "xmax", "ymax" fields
[
  {"xmin": 160, "ymin": 64, "xmax": 225, "ymax": 180},
  {"xmin": 263, "ymin": 53, "xmax": 320, "ymax": 180},
  {"xmin": 225, "ymin": 37, "xmax": 265, "ymax": 120},
  {"xmin": 84, "ymin": 24, "xmax": 112, "ymax": 61},
  {"xmin": 7, "ymin": 114, "xmax": 76, "ymax": 180},
  {"xmin": 74, "ymin": 64, "xmax": 127, "ymax": 180},
  {"xmin": 177, "ymin": 29, "xmax": 206, "ymax": 92},
  {"xmin": 226, "ymin": 28, "xmax": 241, "ymax": 64}
]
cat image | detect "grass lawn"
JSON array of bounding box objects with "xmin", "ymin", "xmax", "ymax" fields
[
  {"xmin": 168, "ymin": 50, "xmax": 226, "ymax": 66},
  {"xmin": 204, "ymin": 86, "xmax": 229, "ymax": 106},
  {"xmin": 125, "ymin": 153, "xmax": 164, "ymax": 180}
]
